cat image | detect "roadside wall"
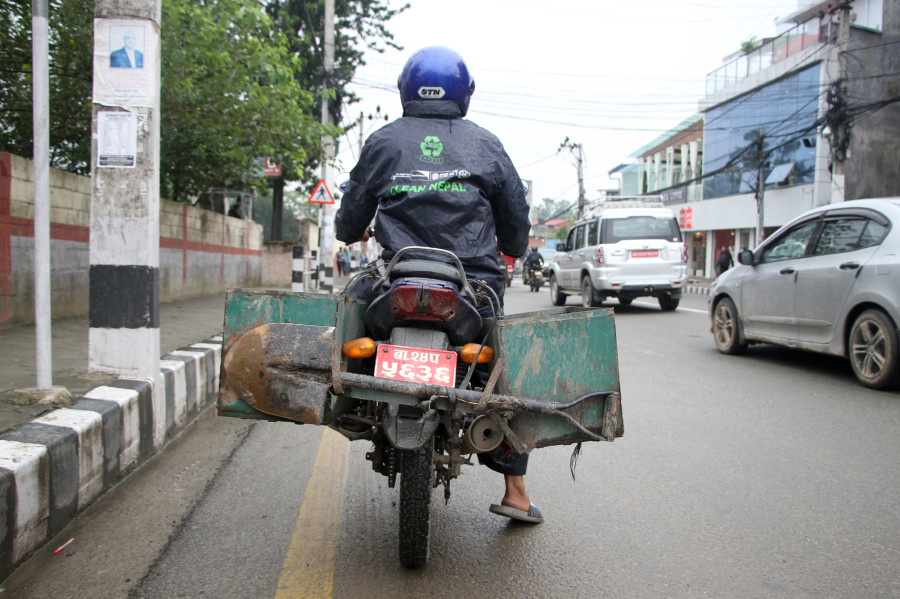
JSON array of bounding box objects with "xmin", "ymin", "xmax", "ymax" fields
[{"xmin": 0, "ymin": 153, "xmax": 263, "ymax": 326}]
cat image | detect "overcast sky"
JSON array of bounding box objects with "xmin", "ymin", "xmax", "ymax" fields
[{"xmin": 334, "ymin": 0, "xmax": 802, "ymax": 209}]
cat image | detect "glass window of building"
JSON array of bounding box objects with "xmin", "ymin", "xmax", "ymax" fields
[{"xmin": 702, "ymin": 64, "xmax": 820, "ymax": 200}]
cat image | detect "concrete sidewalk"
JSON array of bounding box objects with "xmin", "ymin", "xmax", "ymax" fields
[{"xmin": 0, "ymin": 292, "xmax": 236, "ymax": 434}]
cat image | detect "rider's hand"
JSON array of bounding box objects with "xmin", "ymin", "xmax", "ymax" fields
[{"xmin": 359, "ymin": 229, "xmax": 371, "ymax": 243}]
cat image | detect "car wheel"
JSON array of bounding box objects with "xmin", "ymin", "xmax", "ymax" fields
[
  {"xmin": 849, "ymin": 309, "xmax": 900, "ymax": 390},
  {"xmin": 712, "ymin": 297, "xmax": 748, "ymax": 355},
  {"xmin": 618, "ymin": 297, "xmax": 633, "ymax": 306},
  {"xmin": 658, "ymin": 295, "xmax": 679, "ymax": 311},
  {"xmin": 581, "ymin": 276, "xmax": 601, "ymax": 308},
  {"xmin": 550, "ymin": 275, "xmax": 567, "ymax": 306}
]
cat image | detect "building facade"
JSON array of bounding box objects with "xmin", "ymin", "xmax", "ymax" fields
[{"xmin": 612, "ymin": 0, "xmax": 899, "ymax": 278}]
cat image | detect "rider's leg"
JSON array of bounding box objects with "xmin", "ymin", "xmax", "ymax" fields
[{"xmin": 502, "ymin": 474, "xmax": 531, "ymax": 512}]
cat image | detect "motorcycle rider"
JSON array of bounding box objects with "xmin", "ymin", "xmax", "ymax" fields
[
  {"xmin": 523, "ymin": 246, "xmax": 544, "ymax": 284},
  {"xmin": 335, "ymin": 46, "xmax": 542, "ymax": 523}
]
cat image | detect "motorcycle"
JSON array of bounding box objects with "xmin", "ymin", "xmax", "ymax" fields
[
  {"xmin": 525, "ymin": 266, "xmax": 544, "ymax": 291},
  {"xmin": 218, "ymin": 246, "xmax": 623, "ymax": 568}
]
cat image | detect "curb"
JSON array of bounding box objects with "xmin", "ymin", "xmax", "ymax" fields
[
  {"xmin": 686, "ymin": 285, "xmax": 712, "ymax": 296},
  {"xmin": 0, "ymin": 336, "xmax": 223, "ymax": 580}
]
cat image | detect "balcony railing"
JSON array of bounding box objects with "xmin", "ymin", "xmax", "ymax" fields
[{"xmin": 706, "ymin": 18, "xmax": 833, "ymax": 95}]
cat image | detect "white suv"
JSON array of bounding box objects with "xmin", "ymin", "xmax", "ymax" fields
[{"xmin": 549, "ymin": 205, "xmax": 688, "ymax": 310}]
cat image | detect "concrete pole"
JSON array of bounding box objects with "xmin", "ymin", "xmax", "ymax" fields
[
  {"xmin": 576, "ymin": 143, "xmax": 585, "ymax": 221},
  {"xmin": 89, "ymin": 0, "xmax": 163, "ymax": 444},
  {"xmin": 32, "ymin": 0, "xmax": 52, "ymax": 389},
  {"xmin": 831, "ymin": 4, "xmax": 851, "ymax": 204},
  {"xmin": 319, "ymin": 0, "xmax": 335, "ymax": 292},
  {"xmin": 755, "ymin": 130, "xmax": 766, "ymax": 244}
]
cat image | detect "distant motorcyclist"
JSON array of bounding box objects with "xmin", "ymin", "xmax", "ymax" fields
[
  {"xmin": 523, "ymin": 246, "xmax": 544, "ymax": 282},
  {"xmin": 334, "ymin": 47, "xmax": 541, "ymax": 523}
]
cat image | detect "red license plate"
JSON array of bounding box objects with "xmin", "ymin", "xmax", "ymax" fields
[
  {"xmin": 374, "ymin": 344, "xmax": 457, "ymax": 386},
  {"xmin": 631, "ymin": 250, "xmax": 659, "ymax": 258}
]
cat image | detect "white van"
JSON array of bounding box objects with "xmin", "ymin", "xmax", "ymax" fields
[{"xmin": 548, "ymin": 203, "xmax": 688, "ymax": 310}]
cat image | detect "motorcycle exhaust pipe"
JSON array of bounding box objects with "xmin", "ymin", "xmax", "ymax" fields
[{"xmin": 460, "ymin": 415, "xmax": 504, "ymax": 454}]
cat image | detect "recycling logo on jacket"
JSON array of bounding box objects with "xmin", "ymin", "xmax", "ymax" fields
[{"xmin": 419, "ymin": 136, "xmax": 444, "ymax": 164}]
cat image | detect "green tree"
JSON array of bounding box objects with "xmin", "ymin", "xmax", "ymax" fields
[
  {"xmin": 0, "ymin": 0, "xmax": 405, "ymax": 204},
  {"xmin": 161, "ymin": 0, "xmax": 328, "ymax": 204},
  {"xmin": 266, "ymin": 0, "xmax": 407, "ymax": 129},
  {"xmin": 0, "ymin": 0, "xmax": 93, "ymax": 173},
  {"xmin": 531, "ymin": 197, "xmax": 575, "ymax": 223},
  {"xmin": 254, "ymin": 191, "xmax": 301, "ymax": 241}
]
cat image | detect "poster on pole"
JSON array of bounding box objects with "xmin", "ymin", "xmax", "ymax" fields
[
  {"xmin": 92, "ymin": 18, "xmax": 159, "ymax": 107},
  {"xmin": 308, "ymin": 180, "xmax": 335, "ymax": 204},
  {"xmin": 97, "ymin": 111, "xmax": 137, "ymax": 168}
]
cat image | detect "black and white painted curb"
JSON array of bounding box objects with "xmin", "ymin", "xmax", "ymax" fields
[
  {"xmin": 686, "ymin": 284, "xmax": 712, "ymax": 296},
  {"xmin": 0, "ymin": 336, "xmax": 223, "ymax": 580}
]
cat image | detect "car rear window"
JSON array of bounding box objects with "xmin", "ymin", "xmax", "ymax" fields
[{"xmin": 602, "ymin": 216, "xmax": 682, "ymax": 244}]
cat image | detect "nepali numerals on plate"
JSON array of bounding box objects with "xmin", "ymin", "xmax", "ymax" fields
[{"xmin": 374, "ymin": 344, "xmax": 456, "ymax": 386}]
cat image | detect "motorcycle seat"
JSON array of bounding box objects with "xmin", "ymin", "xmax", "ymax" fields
[{"xmin": 388, "ymin": 259, "xmax": 467, "ymax": 288}]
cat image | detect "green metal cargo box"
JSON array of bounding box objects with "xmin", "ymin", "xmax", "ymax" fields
[{"xmin": 218, "ymin": 289, "xmax": 622, "ymax": 449}]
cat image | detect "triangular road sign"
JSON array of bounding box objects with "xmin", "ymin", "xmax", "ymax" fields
[{"xmin": 308, "ymin": 180, "xmax": 334, "ymax": 204}]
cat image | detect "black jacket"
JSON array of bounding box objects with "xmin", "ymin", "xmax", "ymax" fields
[
  {"xmin": 524, "ymin": 252, "xmax": 544, "ymax": 268},
  {"xmin": 335, "ymin": 100, "xmax": 530, "ymax": 292}
]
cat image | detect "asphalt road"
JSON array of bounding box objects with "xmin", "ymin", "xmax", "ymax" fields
[{"xmin": 4, "ymin": 285, "xmax": 899, "ymax": 598}]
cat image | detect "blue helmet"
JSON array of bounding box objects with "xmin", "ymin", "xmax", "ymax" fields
[{"xmin": 397, "ymin": 46, "xmax": 475, "ymax": 116}]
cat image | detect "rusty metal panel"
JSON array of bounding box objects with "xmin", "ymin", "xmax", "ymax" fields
[
  {"xmin": 217, "ymin": 289, "xmax": 366, "ymax": 422},
  {"xmin": 491, "ymin": 307, "xmax": 622, "ymax": 449}
]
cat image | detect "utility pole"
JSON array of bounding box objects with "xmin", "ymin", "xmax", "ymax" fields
[
  {"xmin": 755, "ymin": 128, "xmax": 766, "ymax": 245},
  {"xmin": 89, "ymin": 0, "xmax": 164, "ymax": 445},
  {"xmin": 317, "ymin": 0, "xmax": 335, "ymax": 291},
  {"xmin": 831, "ymin": 2, "xmax": 851, "ymax": 204},
  {"xmin": 559, "ymin": 137, "xmax": 586, "ymax": 220},
  {"xmin": 32, "ymin": 0, "xmax": 52, "ymax": 390}
]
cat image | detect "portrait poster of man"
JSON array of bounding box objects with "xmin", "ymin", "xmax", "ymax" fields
[
  {"xmin": 92, "ymin": 19, "xmax": 158, "ymax": 108},
  {"xmin": 109, "ymin": 26, "xmax": 144, "ymax": 68}
]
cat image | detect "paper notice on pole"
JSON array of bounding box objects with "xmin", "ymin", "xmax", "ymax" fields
[
  {"xmin": 97, "ymin": 111, "xmax": 138, "ymax": 168},
  {"xmin": 92, "ymin": 18, "xmax": 159, "ymax": 107}
]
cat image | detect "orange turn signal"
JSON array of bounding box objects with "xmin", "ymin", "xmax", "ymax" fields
[
  {"xmin": 342, "ymin": 337, "xmax": 376, "ymax": 359},
  {"xmin": 460, "ymin": 344, "xmax": 494, "ymax": 364}
]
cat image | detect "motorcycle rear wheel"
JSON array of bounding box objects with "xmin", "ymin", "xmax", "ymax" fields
[{"xmin": 399, "ymin": 439, "xmax": 434, "ymax": 568}]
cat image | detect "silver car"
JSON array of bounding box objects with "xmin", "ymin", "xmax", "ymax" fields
[
  {"xmin": 709, "ymin": 198, "xmax": 900, "ymax": 389},
  {"xmin": 549, "ymin": 207, "xmax": 687, "ymax": 310}
]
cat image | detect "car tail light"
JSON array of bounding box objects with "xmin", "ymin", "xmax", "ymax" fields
[
  {"xmin": 389, "ymin": 282, "xmax": 460, "ymax": 322},
  {"xmin": 596, "ymin": 247, "xmax": 605, "ymax": 265},
  {"xmin": 682, "ymin": 245, "xmax": 688, "ymax": 264}
]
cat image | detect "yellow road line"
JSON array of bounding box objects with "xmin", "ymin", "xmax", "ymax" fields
[{"xmin": 275, "ymin": 427, "xmax": 350, "ymax": 599}]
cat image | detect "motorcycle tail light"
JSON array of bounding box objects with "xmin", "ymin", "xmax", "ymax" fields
[
  {"xmin": 342, "ymin": 337, "xmax": 376, "ymax": 358},
  {"xmin": 389, "ymin": 282, "xmax": 460, "ymax": 322},
  {"xmin": 460, "ymin": 344, "xmax": 494, "ymax": 364},
  {"xmin": 596, "ymin": 247, "xmax": 605, "ymax": 265}
]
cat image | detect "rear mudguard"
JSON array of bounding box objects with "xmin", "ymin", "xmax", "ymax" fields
[{"xmin": 383, "ymin": 404, "xmax": 440, "ymax": 451}]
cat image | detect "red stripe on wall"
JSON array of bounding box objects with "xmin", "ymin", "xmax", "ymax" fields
[
  {"xmin": 0, "ymin": 153, "xmax": 13, "ymax": 322},
  {"xmin": 10, "ymin": 217, "xmax": 261, "ymax": 256},
  {"xmin": 9, "ymin": 217, "xmax": 89, "ymax": 242},
  {"xmin": 158, "ymin": 236, "xmax": 261, "ymax": 256}
]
